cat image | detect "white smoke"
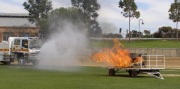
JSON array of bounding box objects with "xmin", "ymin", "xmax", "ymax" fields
[
  {"xmin": 100, "ymin": 22, "xmax": 118, "ymax": 34},
  {"xmin": 37, "ymin": 22, "xmax": 88, "ymax": 71}
]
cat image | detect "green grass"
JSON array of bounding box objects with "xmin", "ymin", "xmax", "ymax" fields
[
  {"xmin": 0, "ymin": 65, "xmax": 180, "ymax": 89},
  {"xmin": 90, "ymin": 40, "xmax": 180, "ymax": 48}
]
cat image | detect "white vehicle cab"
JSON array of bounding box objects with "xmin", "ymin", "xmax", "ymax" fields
[{"xmin": 0, "ymin": 37, "xmax": 40, "ymax": 65}]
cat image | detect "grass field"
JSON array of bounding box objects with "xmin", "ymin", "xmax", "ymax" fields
[
  {"xmin": 90, "ymin": 39, "xmax": 180, "ymax": 48},
  {"xmin": 1, "ymin": 39, "xmax": 179, "ymax": 89},
  {"xmin": 0, "ymin": 65, "xmax": 180, "ymax": 89}
]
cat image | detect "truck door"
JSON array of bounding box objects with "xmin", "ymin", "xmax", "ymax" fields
[
  {"xmin": 21, "ymin": 39, "xmax": 28, "ymax": 52},
  {"xmin": 12, "ymin": 39, "xmax": 21, "ymax": 52}
]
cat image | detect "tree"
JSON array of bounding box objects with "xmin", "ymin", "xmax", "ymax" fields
[
  {"xmin": 143, "ymin": 30, "xmax": 150, "ymax": 38},
  {"xmin": 159, "ymin": 26, "xmax": 174, "ymax": 38},
  {"xmin": 119, "ymin": 0, "xmax": 140, "ymax": 43},
  {"xmin": 169, "ymin": 0, "xmax": 180, "ymax": 42},
  {"xmin": 153, "ymin": 32, "xmax": 162, "ymax": 38},
  {"xmin": 102, "ymin": 33, "xmax": 123, "ymax": 38},
  {"xmin": 71, "ymin": 0, "xmax": 101, "ymax": 37},
  {"xmin": 125, "ymin": 30, "xmax": 142, "ymax": 38},
  {"xmin": 159, "ymin": 26, "xmax": 172, "ymax": 33},
  {"xmin": 159, "ymin": 26, "xmax": 173, "ymax": 38},
  {"xmin": 131, "ymin": 30, "xmax": 138, "ymax": 38},
  {"xmin": 153, "ymin": 26, "xmax": 179, "ymax": 38},
  {"xmin": 71, "ymin": 0, "xmax": 100, "ymax": 20},
  {"xmin": 23, "ymin": 0, "xmax": 53, "ymax": 33},
  {"xmin": 144, "ymin": 30, "xmax": 150, "ymax": 35},
  {"xmin": 48, "ymin": 7, "xmax": 86, "ymax": 32},
  {"xmin": 173, "ymin": 28, "xmax": 180, "ymax": 38}
]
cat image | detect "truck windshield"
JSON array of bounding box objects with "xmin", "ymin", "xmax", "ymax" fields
[
  {"xmin": 29, "ymin": 39, "xmax": 41, "ymax": 49},
  {"xmin": 22, "ymin": 39, "xmax": 28, "ymax": 48}
]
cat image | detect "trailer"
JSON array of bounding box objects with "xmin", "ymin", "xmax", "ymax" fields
[{"xmin": 108, "ymin": 55, "xmax": 165, "ymax": 79}]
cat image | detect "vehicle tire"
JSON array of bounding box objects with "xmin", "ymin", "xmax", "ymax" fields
[
  {"xmin": 131, "ymin": 71, "xmax": 138, "ymax": 77},
  {"xmin": 18, "ymin": 57, "xmax": 26, "ymax": 65},
  {"xmin": 128, "ymin": 70, "xmax": 132, "ymax": 76},
  {"xmin": 2, "ymin": 61, "xmax": 11, "ymax": 65},
  {"xmin": 109, "ymin": 69, "xmax": 115, "ymax": 76}
]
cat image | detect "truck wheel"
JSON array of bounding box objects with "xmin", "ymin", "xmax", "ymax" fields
[
  {"xmin": 109, "ymin": 69, "xmax": 115, "ymax": 76},
  {"xmin": 128, "ymin": 71, "xmax": 132, "ymax": 76},
  {"xmin": 2, "ymin": 61, "xmax": 11, "ymax": 65},
  {"xmin": 131, "ymin": 71, "xmax": 138, "ymax": 77},
  {"xmin": 18, "ymin": 58, "xmax": 26, "ymax": 65}
]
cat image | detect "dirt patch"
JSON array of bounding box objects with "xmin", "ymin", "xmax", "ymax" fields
[
  {"xmin": 165, "ymin": 57, "xmax": 180, "ymax": 69},
  {"xmin": 162, "ymin": 74, "xmax": 180, "ymax": 77}
]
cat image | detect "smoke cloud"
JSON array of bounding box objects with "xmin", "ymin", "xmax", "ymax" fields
[
  {"xmin": 99, "ymin": 22, "xmax": 118, "ymax": 34},
  {"xmin": 37, "ymin": 22, "xmax": 88, "ymax": 71}
]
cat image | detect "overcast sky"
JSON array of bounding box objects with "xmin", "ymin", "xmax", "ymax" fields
[{"xmin": 0, "ymin": 0, "xmax": 176, "ymax": 34}]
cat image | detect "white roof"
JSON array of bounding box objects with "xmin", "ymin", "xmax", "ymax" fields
[
  {"xmin": 0, "ymin": 13, "xmax": 36, "ymax": 27},
  {"xmin": 0, "ymin": 13, "xmax": 29, "ymax": 17}
]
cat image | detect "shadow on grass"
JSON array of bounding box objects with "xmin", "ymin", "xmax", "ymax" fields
[
  {"xmin": 0, "ymin": 63, "xmax": 34, "ymax": 68},
  {"xmin": 95, "ymin": 73, "xmax": 153, "ymax": 79}
]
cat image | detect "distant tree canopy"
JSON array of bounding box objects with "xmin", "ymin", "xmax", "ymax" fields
[
  {"xmin": 159, "ymin": 26, "xmax": 172, "ymax": 33},
  {"xmin": 144, "ymin": 30, "xmax": 150, "ymax": 36},
  {"xmin": 71, "ymin": 0, "xmax": 102, "ymax": 37},
  {"xmin": 126, "ymin": 30, "xmax": 142, "ymax": 38},
  {"xmin": 23, "ymin": 0, "xmax": 53, "ymax": 33},
  {"xmin": 102, "ymin": 33, "xmax": 123, "ymax": 38},
  {"xmin": 143, "ymin": 30, "xmax": 151, "ymax": 38},
  {"xmin": 153, "ymin": 26, "xmax": 180, "ymax": 38}
]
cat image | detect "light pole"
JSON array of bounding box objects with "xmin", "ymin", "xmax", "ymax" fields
[
  {"xmin": 128, "ymin": 1, "xmax": 132, "ymax": 43},
  {"xmin": 176, "ymin": 0, "xmax": 180, "ymax": 42},
  {"xmin": 138, "ymin": 19, "xmax": 144, "ymax": 38}
]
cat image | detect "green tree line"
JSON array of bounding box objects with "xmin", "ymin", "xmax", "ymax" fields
[{"xmin": 22, "ymin": 0, "xmax": 180, "ymax": 39}]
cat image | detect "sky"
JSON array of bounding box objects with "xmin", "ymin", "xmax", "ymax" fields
[{"xmin": 0, "ymin": 0, "xmax": 176, "ymax": 34}]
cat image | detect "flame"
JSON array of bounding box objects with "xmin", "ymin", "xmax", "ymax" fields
[
  {"xmin": 133, "ymin": 57, "xmax": 142, "ymax": 63},
  {"xmin": 92, "ymin": 39, "xmax": 132, "ymax": 68}
]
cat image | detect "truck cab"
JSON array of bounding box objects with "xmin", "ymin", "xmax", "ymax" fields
[{"xmin": 0, "ymin": 37, "xmax": 41, "ymax": 65}]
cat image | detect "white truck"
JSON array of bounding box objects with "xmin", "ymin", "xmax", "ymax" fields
[{"xmin": 0, "ymin": 37, "xmax": 40, "ymax": 65}]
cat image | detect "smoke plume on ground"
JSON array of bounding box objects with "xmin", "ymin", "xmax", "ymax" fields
[{"xmin": 37, "ymin": 22, "xmax": 88, "ymax": 71}]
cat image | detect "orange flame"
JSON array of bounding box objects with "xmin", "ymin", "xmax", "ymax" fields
[
  {"xmin": 92, "ymin": 39, "xmax": 132, "ymax": 68},
  {"xmin": 133, "ymin": 57, "xmax": 142, "ymax": 63}
]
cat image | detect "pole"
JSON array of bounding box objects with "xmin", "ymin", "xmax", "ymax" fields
[
  {"xmin": 176, "ymin": 21, "xmax": 178, "ymax": 42},
  {"xmin": 139, "ymin": 19, "xmax": 144, "ymax": 39},
  {"xmin": 177, "ymin": 0, "xmax": 180, "ymax": 42},
  {"xmin": 139, "ymin": 20, "xmax": 140, "ymax": 38},
  {"xmin": 128, "ymin": 0, "xmax": 132, "ymax": 44},
  {"xmin": 129, "ymin": 12, "xmax": 131, "ymax": 43}
]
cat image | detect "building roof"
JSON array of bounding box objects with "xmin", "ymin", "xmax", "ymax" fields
[{"xmin": 0, "ymin": 13, "xmax": 36, "ymax": 27}]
